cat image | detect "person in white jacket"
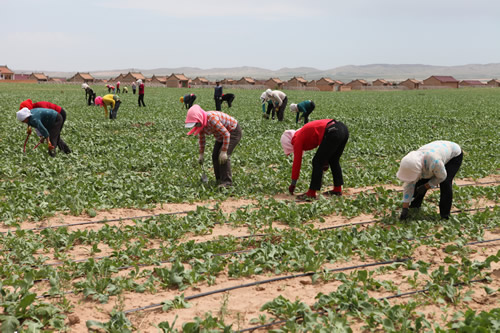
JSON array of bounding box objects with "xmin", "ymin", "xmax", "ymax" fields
[
  {"xmin": 396, "ymin": 140, "xmax": 463, "ymax": 220},
  {"xmin": 265, "ymin": 89, "xmax": 287, "ymax": 121}
]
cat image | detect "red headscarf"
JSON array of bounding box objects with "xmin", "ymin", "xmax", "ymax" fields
[{"xmin": 19, "ymin": 99, "xmax": 34, "ymax": 110}]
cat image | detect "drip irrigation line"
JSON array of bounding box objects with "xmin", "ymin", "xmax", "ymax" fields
[
  {"xmin": 238, "ymin": 278, "xmax": 487, "ymax": 332},
  {"xmin": 466, "ymin": 238, "xmax": 500, "ymax": 246},
  {"xmin": 123, "ymin": 258, "xmax": 410, "ymax": 314},
  {"xmin": 4, "ymin": 181, "xmax": 498, "ymax": 235},
  {"xmin": 0, "ymin": 208, "xmax": 214, "ymax": 235}
]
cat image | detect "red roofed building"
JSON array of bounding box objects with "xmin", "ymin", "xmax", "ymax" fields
[
  {"xmin": 287, "ymin": 76, "xmax": 308, "ymax": 88},
  {"xmin": 423, "ymin": 76, "xmax": 459, "ymax": 89},
  {"xmin": 166, "ymin": 73, "xmax": 189, "ymax": 87},
  {"xmin": 236, "ymin": 77, "xmax": 256, "ymax": 85},
  {"xmin": 265, "ymin": 78, "xmax": 284, "ymax": 89},
  {"xmin": 400, "ymin": 79, "xmax": 422, "ymax": 90},
  {"xmin": 68, "ymin": 72, "xmax": 95, "ymax": 83},
  {"xmin": 29, "ymin": 73, "xmax": 48, "ymax": 82},
  {"xmin": 150, "ymin": 75, "xmax": 167, "ymax": 85},
  {"xmin": 120, "ymin": 72, "xmax": 146, "ymax": 83},
  {"xmin": 372, "ymin": 79, "xmax": 391, "ymax": 86},
  {"xmin": 0, "ymin": 65, "xmax": 14, "ymax": 80},
  {"xmin": 460, "ymin": 80, "xmax": 485, "ymax": 87},
  {"xmin": 487, "ymin": 79, "xmax": 500, "ymax": 87},
  {"xmin": 192, "ymin": 77, "xmax": 209, "ymax": 85},
  {"xmin": 346, "ymin": 79, "xmax": 369, "ymax": 90}
]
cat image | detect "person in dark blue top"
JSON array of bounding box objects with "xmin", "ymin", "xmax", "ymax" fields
[
  {"xmin": 16, "ymin": 107, "xmax": 71, "ymax": 157},
  {"xmin": 214, "ymin": 81, "xmax": 223, "ymax": 111},
  {"xmin": 290, "ymin": 100, "xmax": 316, "ymax": 124},
  {"xmin": 180, "ymin": 93, "xmax": 197, "ymax": 109}
]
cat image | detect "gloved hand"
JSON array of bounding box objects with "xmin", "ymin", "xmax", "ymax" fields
[
  {"xmin": 47, "ymin": 138, "xmax": 55, "ymax": 151},
  {"xmin": 219, "ymin": 151, "xmax": 228, "ymax": 164},
  {"xmin": 416, "ymin": 184, "xmax": 428, "ymax": 196},
  {"xmin": 198, "ymin": 153, "xmax": 204, "ymax": 165},
  {"xmin": 27, "ymin": 127, "xmax": 32, "ymax": 135},
  {"xmin": 400, "ymin": 208, "xmax": 409, "ymax": 220}
]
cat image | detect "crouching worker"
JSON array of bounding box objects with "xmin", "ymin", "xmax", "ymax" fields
[
  {"xmin": 95, "ymin": 94, "xmax": 121, "ymax": 119},
  {"xmin": 185, "ymin": 105, "xmax": 242, "ymax": 188},
  {"xmin": 221, "ymin": 93, "xmax": 235, "ymax": 108},
  {"xmin": 281, "ymin": 119, "xmax": 349, "ymax": 200},
  {"xmin": 180, "ymin": 93, "xmax": 197, "ymax": 109},
  {"xmin": 19, "ymin": 99, "xmax": 71, "ymax": 153},
  {"xmin": 290, "ymin": 100, "xmax": 315, "ymax": 124},
  {"xmin": 397, "ymin": 141, "xmax": 463, "ymax": 220},
  {"xmin": 16, "ymin": 107, "xmax": 70, "ymax": 157}
]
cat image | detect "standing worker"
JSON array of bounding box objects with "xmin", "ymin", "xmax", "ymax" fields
[
  {"xmin": 184, "ymin": 105, "xmax": 242, "ymax": 188},
  {"xmin": 95, "ymin": 94, "xmax": 121, "ymax": 119},
  {"xmin": 19, "ymin": 99, "xmax": 71, "ymax": 152},
  {"xmin": 138, "ymin": 80, "xmax": 146, "ymax": 107},
  {"xmin": 260, "ymin": 92, "xmax": 274, "ymax": 119},
  {"xmin": 116, "ymin": 81, "xmax": 121, "ymax": 94},
  {"xmin": 397, "ymin": 141, "xmax": 463, "ymax": 220},
  {"xmin": 290, "ymin": 100, "xmax": 315, "ymax": 124},
  {"xmin": 214, "ymin": 81, "xmax": 223, "ymax": 111},
  {"xmin": 265, "ymin": 89, "xmax": 287, "ymax": 121},
  {"xmin": 180, "ymin": 93, "xmax": 197, "ymax": 109},
  {"xmin": 16, "ymin": 107, "xmax": 71, "ymax": 157},
  {"xmin": 131, "ymin": 81, "xmax": 137, "ymax": 95},
  {"xmin": 281, "ymin": 119, "xmax": 349, "ymax": 200}
]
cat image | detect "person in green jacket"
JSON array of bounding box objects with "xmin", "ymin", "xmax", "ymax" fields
[
  {"xmin": 16, "ymin": 107, "xmax": 71, "ymax": 157},
  {"xmin": 290, "ymin": 100, "xmax": 315, "ymax": 124}
]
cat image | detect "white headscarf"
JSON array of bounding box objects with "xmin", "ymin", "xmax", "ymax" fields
[
  {"xmin": 16, "ymin": 107, "xmax": 31, "ymax": 122},
  {"xmin": 290, "ymin": 104, "xmax": 298, "ymax": 113},
  {"xmin": 280, "ymin": 130, "xmax": 296, "ymax": 156},
  {"xmin": 260, "ymin": 92, "xmax": 268, "ymax": 104},
  {"xmin": 396, "ymin": 151, "xmax": 423, "ymax": 182},
  {"xmin": 265, "ymin": 89, "xmax": 273, "ymax": 97}
]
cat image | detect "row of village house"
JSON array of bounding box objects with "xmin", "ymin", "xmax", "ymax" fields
[{"xmin": 2, "ymin": 65, "xmax": 500, "ymax": 90}]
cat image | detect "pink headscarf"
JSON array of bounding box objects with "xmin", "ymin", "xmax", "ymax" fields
[
  {"xmin": 95, "ymin": 96, "xmax": 103, "ymax": 106},
  {"xmin": 185, "ymin": 104, "xmax": 208, "ymax": 136},
  {"xmin": 280, "ymin": 130, "xmax": 296, "ymax": 155}
]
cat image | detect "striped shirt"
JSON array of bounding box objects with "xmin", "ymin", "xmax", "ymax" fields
[{"xmin": 198, "ymin": 111, "xmax": 238, "ymax": 154}]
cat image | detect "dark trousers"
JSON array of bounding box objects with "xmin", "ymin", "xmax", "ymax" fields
[
  {"xmin": 310, "ymin": 121, "xmax": 349, "ymax": 190},
  {"xmin": 48, "ymin": 113, "xmax": 64, "ymax": 154},
  {"xmin": 276, "ymin": 96, "xmax": 288, "ymax": 121},
  {"xmin": 211, "ymin": 124, "xmax": 242, "ymax": 186},
  {"xmin": 87, "ymin": 92, "xmax": 95, "ymax": 106},
  {"xmin": 116, "ymin": 87, "xmax": 120, "ymax": 93},
  {"xmin": 110, "ymin": 101, "xmax": 121, "ymax": 119},
  {"xmin": 185, "ymin": 96, "xmax": 196, "ymax": 109},
  {"xmin": 266, "ymin": 102, "xmax": 275, "ymax": 119},
  {"xmin": 410, "ymin": 152, "xmax": 463, "ymax": 218},
  {"xmin": 133, "ymin": 88, "xmax": 136, "ymax": 95},
  {"xmin": 56, "ymin": 109, "xmax": 70, "ymax": 153},
  {"xmin": 215, "ymin": 97, "xmax": 222, "ymax": 111},
  {"xmin": 138, "ymin": 94, "xmax": 145, "ymax": 107}
]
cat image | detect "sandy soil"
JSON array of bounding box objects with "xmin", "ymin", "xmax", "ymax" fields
[{"xmin": 3, "ymin": 175, "xmax": 499, "ymax": 332}]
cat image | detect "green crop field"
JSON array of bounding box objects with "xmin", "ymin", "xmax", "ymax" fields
[{"xmin": 0, "ymin": 83, "xmax": 499, "ymax": 332}]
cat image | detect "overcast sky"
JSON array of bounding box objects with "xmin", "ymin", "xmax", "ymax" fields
[{"xmin": 2, "ymin": 0, "xmax": 499, "ymax": 72}]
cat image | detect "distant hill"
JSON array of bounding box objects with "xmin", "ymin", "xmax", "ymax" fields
[{"xmin": 15, "ymin": 63, "xmax": 500, "ymax": 82}]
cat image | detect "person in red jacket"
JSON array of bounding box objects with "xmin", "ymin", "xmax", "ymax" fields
[
  {"xmin": 19, "ymin": 99, "xmax": 71, "ymax": 153},
  {"xmin": 281, "ymin": 119, "xmax": 349, "ymax": 200},
  {"xmin": 138, "ymin": 80, "xmax": 146, "ymax": 107}
]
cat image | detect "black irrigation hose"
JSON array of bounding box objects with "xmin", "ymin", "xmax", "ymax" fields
[
  {"xmin": 4, "ymin": 181, "xmax": 498, "ymax": 235},
  {"xmin": 0, "ymin": 209, "xmax": 209, "ymax": 235},
  {"xmin": 238, "ymin": 278, "xmax": 488, "ymax": 332},
  {"xmin": 27, "ymin": 205, "xmax": 500, "ymax": 270},
  {"xmin": 466, "ymin": 238, "xmax": 500, "ymax": 246},
  {"xmin": 123, "ymin": 258, "xmax": 411, "ymax": 315}
]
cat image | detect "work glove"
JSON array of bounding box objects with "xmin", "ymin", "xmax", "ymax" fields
[
  {"xmin": 400, "ymin": 207, "xmax": 409, "ymax": 220},
  {"xmin": 27, "ymin": 127, "xmax": 32, "ymax": 135},
  {"xmin": 219, "ymin": 151, "xmax": 228, "ymax": 164},
  {"xmin": 198, "ymin": 153, "xmax": 204, "ymax": 165},
  {"xmin": 415, "ymin": 184, "xmax": 428, "ymax": 196}
]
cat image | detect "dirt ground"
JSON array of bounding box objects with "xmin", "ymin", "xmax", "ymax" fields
[{"xmin": 5, "ymin": 176, "xmax": 500, "ymax": 332}]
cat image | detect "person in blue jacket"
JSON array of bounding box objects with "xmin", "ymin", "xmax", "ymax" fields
[{"xmin": 16, "ymin": 107, "xmax": 71, "ymax": 157}]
